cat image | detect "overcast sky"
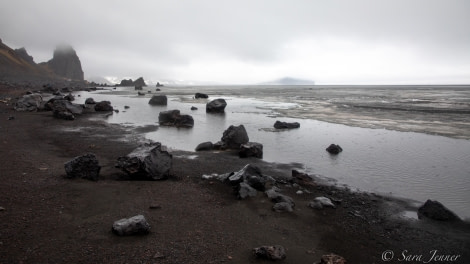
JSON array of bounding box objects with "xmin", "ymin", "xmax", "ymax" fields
[{"xmin": 1, "ymin": 0, "xmax": 469, "ymax": 84}]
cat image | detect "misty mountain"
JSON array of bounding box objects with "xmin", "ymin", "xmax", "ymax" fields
[
  {"xmin": 0, "ymin": 39, "xmax": 85, "ymax": 83},
  {"xmin": 261, "ymin": 77, "xmax": 315, "ymax": 85},
  {"xmin": 0, "ymin": 39, "xmax": 57, "ymax": 82},
  {"xmin": 41, "ymin": 44, "xmax": 84, "ymax": 81}
]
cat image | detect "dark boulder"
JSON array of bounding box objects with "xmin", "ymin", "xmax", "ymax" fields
[
  {"xmin": 148, "ymin": 95, "xmax": 168, "ymax": 105},
  {"xmin": 115, "ymin": 142, "xmax": 172, "ymax": 180},
  {"xmin": 112, "ymin": 215, "xmax": 150, "ymax": 236},
  {"xmin": 274, "ymin": 120, "xmax": 300, "ymax": 129},
  {"xmin": 326, "ymin": 144, "xmax": 343, "ymax": 155},
  {"xmin": 64, "ymin": 93, "xmax": 75, "ymax": 101},
  {"xmin": 158, "ymin": 110, "xmax": 194, "ymax": 128},
  {"xmin": 191, "ymin": 106, "xmax": 198, "ymax": 110},
  {"xmin": 64, "ymin": 153, "xmax": 101, "ymax": 181},
  {"xmin": 195, "ymin": 92, "xmax": 209, "ymax": 99},
  {"xmin": 221, "ymin": 125, "xmax": 249, "ymax": 149},
  {"xmin": 137, "ymin": 91, "xmax": 145, "ymax": 96},
  {"xmin": 206, "ymin": 98, "xmax": 227, "ymax": 113},
  {"xmin": 418, "ymin": 199, "xmax": 461, "ymax": 221},
  {"xmin": 50, "ymin": 99, "xmax": 83, "ymax": 120},
  {"xmin": 195, "ymin": 141, "xmax": 213, "ymax": 151},
  {"xmin": 85, "ymin": 97, "xmax": 96, "ymax": 104},
  {"xmin": 95, "ymin": 101, "xmax": 113, "ymax": 111},
  {"xmin": 253, "ymin": 245, "xmax": 286, "ymax": 260},
  {"xmin": 239, "ymin": 142, "xmax": 263, "ymax": 158}
]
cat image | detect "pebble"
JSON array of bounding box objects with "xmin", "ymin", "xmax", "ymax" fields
[{"xmin": 0, "ymin": 206, "xmax": 5, "ymax": 211}]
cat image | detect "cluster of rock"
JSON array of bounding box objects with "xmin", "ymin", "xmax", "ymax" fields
[
  {"xmin": 158, "ymin": 109, "xmax": 194, "ymax": 128},
  {"xmin": 202, "ymin": 164, "xmax": 269, "ymax": 199},
  {"xmin": 14, "ymin": 92, "xmax": 114, "ymax": 120},
  {"xmin": 196, "ymin": 124, "xmax": 263, "ymax": 158}
]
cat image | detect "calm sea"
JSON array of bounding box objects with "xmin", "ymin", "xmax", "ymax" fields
[{"xmin": 75, "ymin": 85, "xmax": 470, "ymax": 219}]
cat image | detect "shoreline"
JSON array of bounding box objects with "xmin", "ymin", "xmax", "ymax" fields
[{"xmin": 1, "ymin": 87, "xmax": 469, "ymax": 263}]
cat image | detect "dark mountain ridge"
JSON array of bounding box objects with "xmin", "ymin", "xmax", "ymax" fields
[{"xmin": 0, "ymin": 39, "xmax": 84, "ymax": 84}]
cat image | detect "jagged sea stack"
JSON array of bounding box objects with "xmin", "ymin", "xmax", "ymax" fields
[{"xmin": 45, "ymin": 44, "xmax": 84, "ymax": 80}]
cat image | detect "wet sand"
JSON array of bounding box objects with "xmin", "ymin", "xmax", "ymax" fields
[{"xmin": 1, "ymin": 87, "xmax": 469, "ymax": 263}]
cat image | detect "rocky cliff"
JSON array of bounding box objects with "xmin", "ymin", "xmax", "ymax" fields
[
  {"xmin": 44, "ymin": 44, "xmax": 84, "ymax": 81},
  {"xmin": 0, "ymin": 39, "xmax": 56, "ymax": 82}
]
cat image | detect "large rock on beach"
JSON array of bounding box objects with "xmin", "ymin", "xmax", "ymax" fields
[
  {"xmin": 85, "ymin": 97, "xmax": 96, "ymax": 104},
  {"xmin": 195, "ymin": 141, "xmax": 213, "ymax": 151},
  {"xmin": 206, "ymin": 98, "xmax": 227, "ymax": 113},
  {"xmin": 221, "ymin": 125, "xmax": 249, "ymax": 149},
  {"xmin": 115, "ymin": 142, "xmax": 172, "ymax": 180},
  {"xmin": 417, "ymin": 199, "xmax": 461, "ymax": 221},
  {"xmin": 195, "ymin": 92, "xmax": 209, "ymax": 99},
  {"xmin": 112, "ymin": 215, "xmax": 150, "ymax": 236},
  {"xmin": 49, "ymin": 99, "xmax": 84, "ymax": 120},
  {"xmin": 274, "ymin": 120, "xmax": 300, "ymax": 129},
  {"xmin": 64, "ymin": 153, "xmax": 101, "ymax": 181},
  {"xmin": 158, "ymin": 109, "xmax": 194, "ymax": 127},
  {"xmin": 253, "ymin": 245, "xmax": 286, "ymax": 260},
  {"xmin": 95, "ymin": 101, "xmax": 113, "ymax": 111},
  {"xmin": 239, "ymin": 142, "xmax": 263, "ymax": 158},
  {"xmin": 14, "ymin": 93, "xmax": 43, "ymax": 111},
  {"xmin": 326, "ymin": 144, "xmax": 343, "ymax": 155},
  {"xmin": 148, "ymin": 95, "xmax": 168, "ymax": 105}
]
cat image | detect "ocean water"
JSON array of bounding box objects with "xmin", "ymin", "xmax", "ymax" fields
[{"xmin": 74, "ymin": 85, "xmax": 470, "ymax": 219}]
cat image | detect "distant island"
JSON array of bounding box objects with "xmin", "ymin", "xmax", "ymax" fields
[{"xmin": 261, "ymin": 77, "xmax": 315, "ymax": 85}]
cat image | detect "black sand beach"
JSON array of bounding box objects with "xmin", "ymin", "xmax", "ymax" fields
[{"xmin": 1, "ymin": 85, "xmax": 469, "ymax": 263}]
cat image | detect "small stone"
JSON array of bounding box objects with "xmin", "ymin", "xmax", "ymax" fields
[
  {"xmin": 253, "ymin": 245, "xmax": 286, "ymax": 260},
  {"xmin": 320, "ymin": 253, "xmax": 347, "ymax": 264},
  {"xmin": 0, "ymin": 206, "xmax": 5, "ymax": 211},
  {"xmin": 309, "ymin": 197, "xmax": 336, "ymax": 209},
  {"xmin": 149, "ymin": 204, "xmax": 162, "ymax": 209},
  {"xmin": 112, "ymin": 215, "xmax": 150, "ymax": 236},
  {"xmin": 326, "ymin": 144, "xmax": 343, "ymax": 155}
]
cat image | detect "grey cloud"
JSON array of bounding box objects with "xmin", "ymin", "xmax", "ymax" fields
[{"xmin": 1, "ymin": 0, "xmax": 469, "ymax": 83}]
